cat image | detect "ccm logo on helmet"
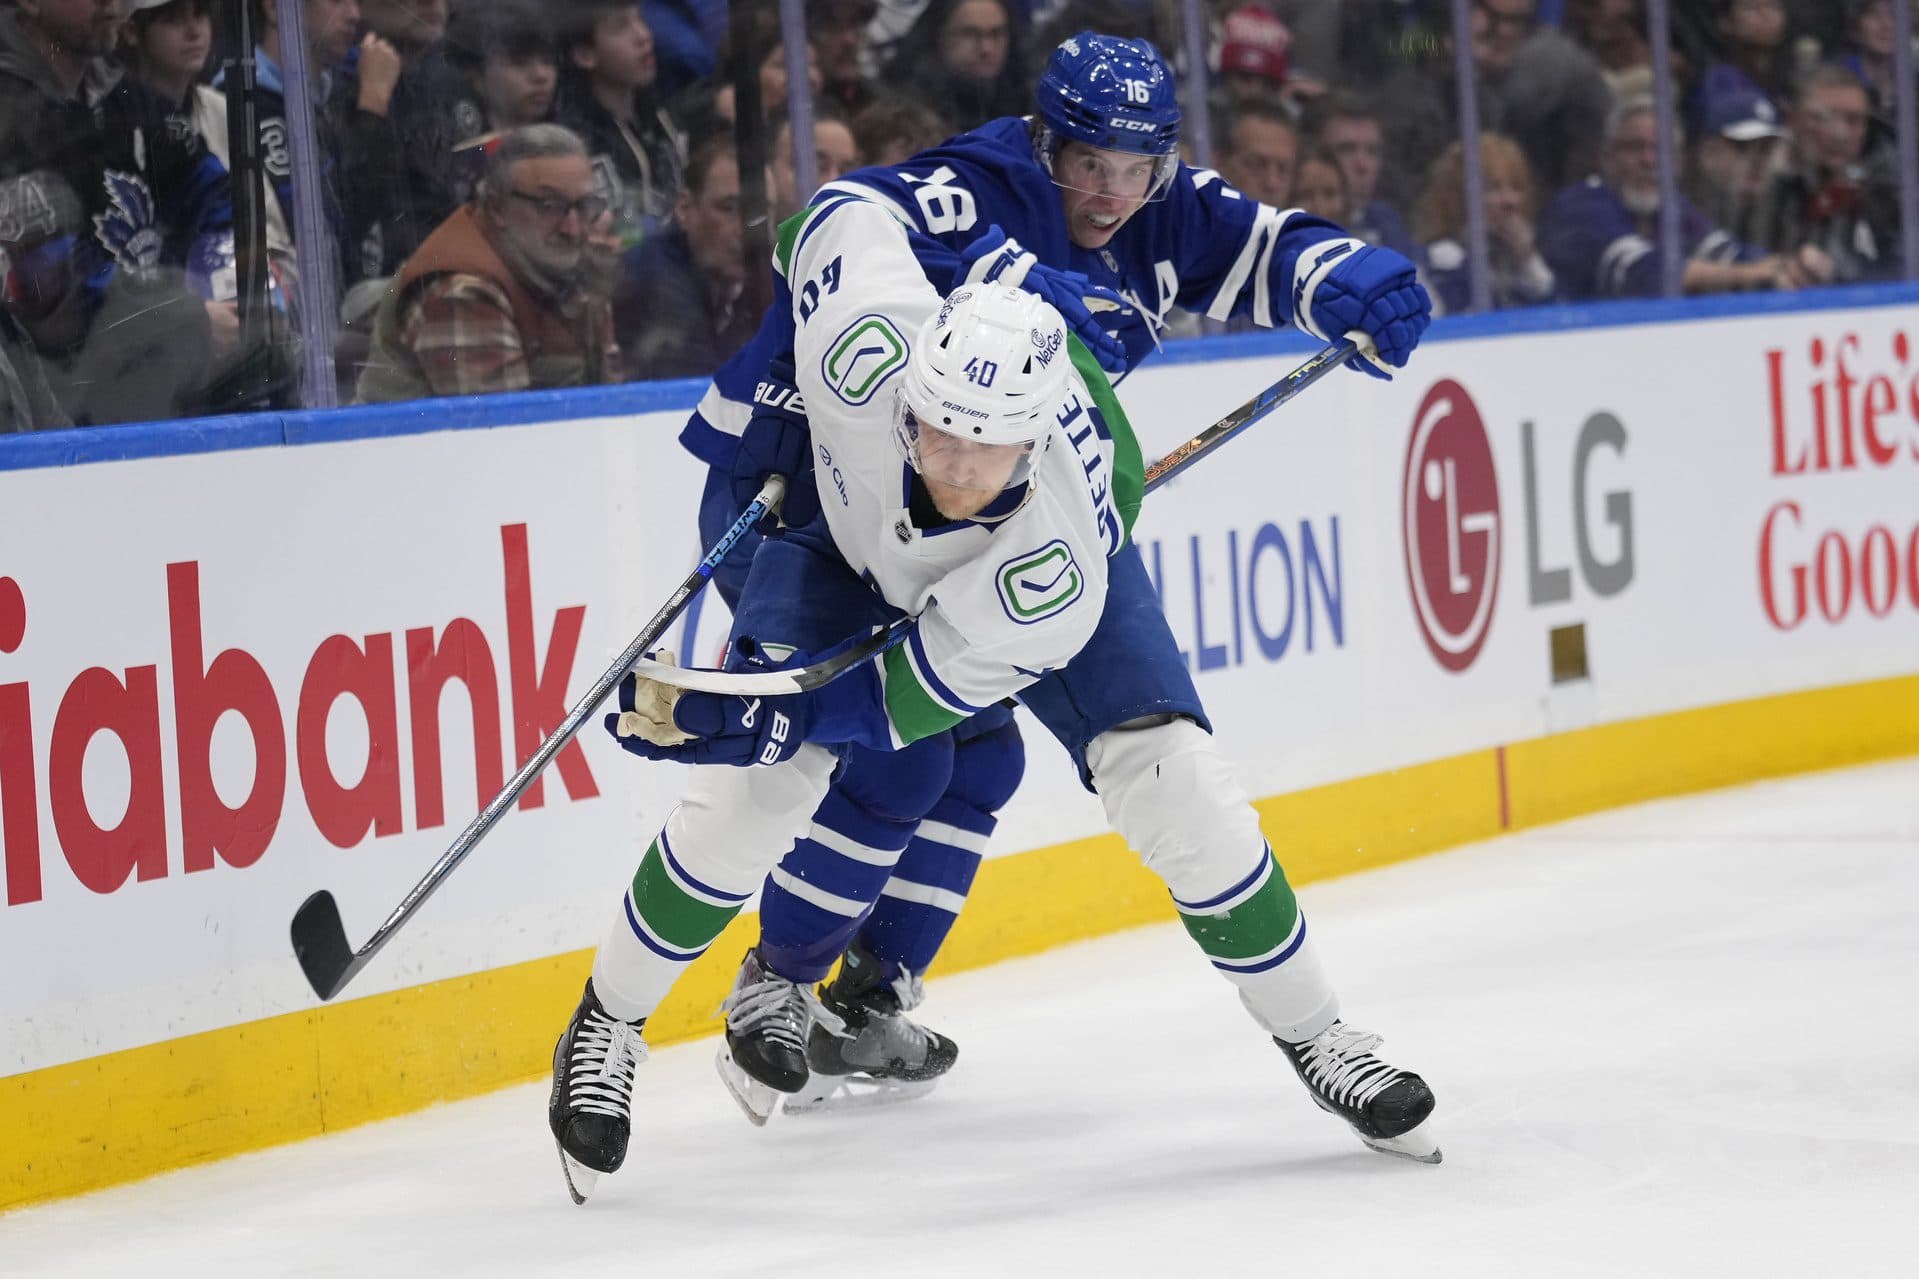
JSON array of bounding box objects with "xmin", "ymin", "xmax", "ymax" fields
[{"xmin": 1106, "ymin": 117, "xmax": 1156, "ymax": 132}]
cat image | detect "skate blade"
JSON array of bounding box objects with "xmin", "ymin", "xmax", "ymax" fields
[
  {"xmin": 556, "ymin": 1142, "xmax": 600, "ymax": 1205},
  {"xmin": 782, "ymin": 1071, "xmax": 940, "ymax": 1115},
  {"xmin": 1360, "ymin": 1120, "xmax": 1442, "ymax": 1165},
  {"xmin": 715, "ymin": 1045, "xmax": 785, "ymax": 1127}
]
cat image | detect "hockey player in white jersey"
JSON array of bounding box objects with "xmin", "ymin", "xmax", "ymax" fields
[
  {"xmin": 546, "ymin": 196, "xmax": 1439, "ymax": 1204},
  {"xmin": 686, "ymin": 32, "xmax": 1433, "ymax": 1120}
]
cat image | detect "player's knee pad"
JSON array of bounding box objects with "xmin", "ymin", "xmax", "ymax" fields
[
  {"xmin": 666, "ymin": 744, "xmax": 837, "ymax": 892},
  {"xmin": 1085, "ymin": 717, "xmax": 1265, "ymax": 900},
  {"xmin": 835, "ymin": 731, "xmax": 956, "ymax": 824},
  {"xmin": 945, "ymin": 716, "xmax": 1025, "ymax": 815}
]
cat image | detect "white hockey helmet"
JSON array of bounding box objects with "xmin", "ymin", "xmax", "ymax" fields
[{"xmin": 894, "ymin": 284, "xmax": 1072, "ymax": 498}]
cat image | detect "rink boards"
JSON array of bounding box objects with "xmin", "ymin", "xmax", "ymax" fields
[{"xmin": 4, "ymin": 286, "xmax": 1918, "ymax": 1209}]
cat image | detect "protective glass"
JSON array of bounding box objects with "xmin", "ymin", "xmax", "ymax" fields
[
  {"xmin": 893, "ymin": 394, "xmax": 1041, "ymax": 495},
  {"xmin": 1043, "ymin": 134, "xmax": 1179, "ymax": 204}
]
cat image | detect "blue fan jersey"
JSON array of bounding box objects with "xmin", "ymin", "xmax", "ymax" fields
[
  {"xmin": 1538, "ymin": 176, "xmax": 1764, "ymax": 301},
  {"xmin": 679, "ymin": 114, "xmax": 1349, "ymax": 468}
]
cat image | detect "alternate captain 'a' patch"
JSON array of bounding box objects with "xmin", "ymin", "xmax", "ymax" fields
[{"xmin": 996, "ymin": 540, "xmax": 1084, "ymax": 624}]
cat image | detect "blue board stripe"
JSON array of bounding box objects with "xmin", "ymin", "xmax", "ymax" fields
[{"xmin": 7, "ymin": 282, "xmax": 1913, "ymax": 473}]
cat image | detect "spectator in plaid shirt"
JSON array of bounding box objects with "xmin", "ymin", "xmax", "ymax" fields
[{"xmin": 356, "ymin": 124, "xmax": 621, "ymax": 402}]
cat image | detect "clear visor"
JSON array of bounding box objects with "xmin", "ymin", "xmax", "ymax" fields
[
  {"xmin": 893, "ymin": 394, "xmax": 1039, "ymax": 497},
  {"xmin": 1046, "ymin": 138, "xmax": 1179, "ymax": 204}
]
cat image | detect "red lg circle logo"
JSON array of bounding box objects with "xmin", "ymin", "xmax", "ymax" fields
[{"xmin": 1402, "ymin": 380, "xmax": 1501, "ymax": 672}]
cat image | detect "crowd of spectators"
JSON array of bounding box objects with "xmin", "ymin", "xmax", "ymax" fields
[
  {"xmin": 0, "ymin": 0, "xmax": 1911, "ymax": 431},
  {"xmin": 1216, "ymin": 0, "xmax": 1904, "ymax": 316}
]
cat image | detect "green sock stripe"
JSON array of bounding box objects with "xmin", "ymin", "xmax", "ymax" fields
[
  {"xmin": 629, "ymin": 841, "xmax": 745, "ymax": 953},
  {"xmin": 1176, "ymin": 857, "xmax": 1302, "ymax": 962}
]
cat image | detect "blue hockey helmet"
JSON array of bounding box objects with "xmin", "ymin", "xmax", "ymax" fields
[{"xmin": 1034, "ymin": 32, "xmax": 1181, "ymax": 200}]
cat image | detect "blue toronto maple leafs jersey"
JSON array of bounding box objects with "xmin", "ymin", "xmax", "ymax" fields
[{"xmin": 678, "ymin": 114, "xmax": 1349, "ymax": 469}]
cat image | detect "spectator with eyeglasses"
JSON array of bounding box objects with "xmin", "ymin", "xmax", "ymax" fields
[
  {"xmin": 356, "ymin": 124, "xmax": 621, "ymax": 401},
  {"xmin": 880, "ymin": 0, "xmax": 1028, "ymax": 131}
]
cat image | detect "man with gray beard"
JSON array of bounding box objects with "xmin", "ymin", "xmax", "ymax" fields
[
  {"xmin": 357, "ymin": 125, "xmax": 622, "ymax": 401},
  {"xmin": 1538, "ymin": 94, "xmax": 1829, "ymax": 301}
]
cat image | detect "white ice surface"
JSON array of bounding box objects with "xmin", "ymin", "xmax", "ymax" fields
[{"xmin": 5, "ymin": 758, "xmax": 1917, "ymax": 1278}]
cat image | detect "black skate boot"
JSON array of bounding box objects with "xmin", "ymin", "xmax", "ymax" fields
[
  {"xmin": 548, "ymin": 978, "xmax": 647, "ymax": 1204},
  {"xmin": 1276, "ymin": 1020, "xmax": 1441, "ymax": 1164},
  {"xmin": 789, "ymin": 940, "xmax": 956, "ymax": 1113},
  {"xmin": 715, "ymin": 947, "xmax": 846, "ymax": 1126}
]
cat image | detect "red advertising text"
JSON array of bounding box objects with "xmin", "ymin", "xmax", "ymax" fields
[{"xmin": 0, "ymin": 524, "xmax": 596, "ymax": 907}]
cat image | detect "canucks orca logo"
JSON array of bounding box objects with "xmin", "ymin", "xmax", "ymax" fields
[
  {"xmin": 822, "ymin": 313, "xmax": 907, "ymax": 406},
  {"xmin": 93, "ymin": 170, "xmax": 163, "ymax": 281}
]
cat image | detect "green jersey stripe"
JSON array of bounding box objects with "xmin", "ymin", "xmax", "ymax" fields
[
  {"xmin": 773, "ymin": 205, "xmax": 822, "ymax": 281},
  {"xmin": 1066, "ymin": 334, "xmax": 1144, "ymax": 543},
  {"xmin": 881, "ymin": 644, "xmax": 967, "ymax": 745}
]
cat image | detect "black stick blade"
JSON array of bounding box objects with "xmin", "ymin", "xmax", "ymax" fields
[{"xmin": 291, "ymin": 891, "xmax": 357, "ymax": 1001}]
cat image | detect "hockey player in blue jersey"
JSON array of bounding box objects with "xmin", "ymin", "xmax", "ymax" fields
[
  {"xmin": 545, "ymin": 201, "xmax": 1439, "ymax": 1203},
  {"xmin": 660, "ymin": 33, "xmax": 1432, "ymax": 1124}
]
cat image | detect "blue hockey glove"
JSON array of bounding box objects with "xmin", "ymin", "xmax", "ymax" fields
[
  {"xmin": 730, "ymin": 356, "xmax": 819, "ymax": 529},
  {"xmin": 604, "ymin": 636, "xmax": 898, "ymax": 767},
  {"xmin": 958, "ymin": 224, "xmax": 1130, "ymax": 374},
  {"xmin": 1295, "ymin": 240, "xmax": 1431, "ymax": 380},
  {"xmin": 605, "ymin": 663, "xmax": 812, "ymax": 767}
]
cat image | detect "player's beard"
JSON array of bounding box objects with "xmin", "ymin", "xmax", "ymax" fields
[{"xmin": 925, "ymin": 477, "xmax": 999, "ymax": 521}]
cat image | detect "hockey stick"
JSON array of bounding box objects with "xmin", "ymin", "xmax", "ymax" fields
[
  {"xmin": 621, "ymin": 332, "xmax": 1371, "ymax": 698},
  {"xmin": 290, "ymin": 477, "xmax": 786, "ymax": 1001}
]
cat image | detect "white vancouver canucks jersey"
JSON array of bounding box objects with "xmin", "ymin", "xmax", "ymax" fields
[{"xmin": 776, "ymin": 195, "xmax": 1135, "ymax": 745}]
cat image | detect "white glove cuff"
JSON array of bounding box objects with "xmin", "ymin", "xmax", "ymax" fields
[
  {"xmin": 965, "ymin": 242, "xmax": 1036, "ymax": 288},
  {"xmin": 1290, "ymin": 237, "xmax": 1368, "ymax": 341}
]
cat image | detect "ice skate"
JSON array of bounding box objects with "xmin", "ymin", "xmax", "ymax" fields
[
  {"xmin": 1276, "ymin": 1021, "xmax": 1441, "ymax": 1164},
  {"xmin": 786, "ymin": 940, "xmax": 957, "ymax": 1114},
  {"xmin": 548, "ymin": 978, "xmax": 648, "ymax": 1204},
  {"xmin": 715, "ymin": 948, "xmax": 846, "ymax": 1126}
]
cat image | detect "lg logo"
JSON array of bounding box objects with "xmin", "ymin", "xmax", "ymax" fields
[
  {"xmin": 1402, "ymin": 380, "xmax": 1501, "ymax": 673},
  {"xmin": 1402, "ymin": 381, "xmax": 1637, "ymax": 675}
]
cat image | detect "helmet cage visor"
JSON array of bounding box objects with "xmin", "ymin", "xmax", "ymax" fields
[
  {"xmin": 893, "ymin": 389, "xmax": 1046, "ymax": 496},
  {"xmin": 1039, "ymin": 127, "xmax": 1179, "ymax": 202}
]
